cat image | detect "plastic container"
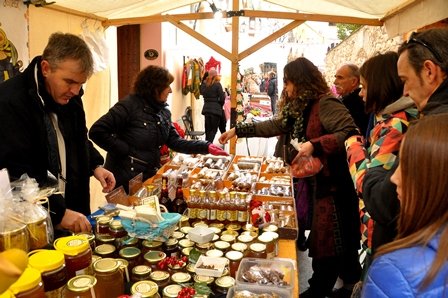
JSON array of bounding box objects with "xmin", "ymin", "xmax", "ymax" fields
[
  {"xmin": 188, "ymin": 226, "xmax": 214, "ymax": 243},
  {"xmin": 235, "ymin": 258, "xmax": 294, "ymax": 297},
  {"xmin": 8, "ymin": 267, "xmax": 45, "ymax": 298},
  {"xmin": 28, "ymin": 249, "xmax": 68, "ymax": 297},
  {"xmin": 54, "ymin": 235, "xmax": 92, "ymax": 279},
  {"xmin": 194, "ymin": 255, "xmax": 228, "ymax": 277},
  {"xmin": 226, "ymin": 284, "xmax": 290, "ymax": 298}
]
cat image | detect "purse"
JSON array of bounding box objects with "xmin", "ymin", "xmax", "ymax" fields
[{"xmin": 290, "ymin": 155, "xmax": 323, "ymax": 178}]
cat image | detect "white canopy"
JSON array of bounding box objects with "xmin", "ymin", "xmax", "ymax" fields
[{"xmin": 47, "ymin": 0, "xmax": 448, "ymax": 37}]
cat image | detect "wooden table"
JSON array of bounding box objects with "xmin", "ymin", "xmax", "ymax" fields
[{"xmin": 277, "ymin": 239, "xmax": 299, "ymax": 297}]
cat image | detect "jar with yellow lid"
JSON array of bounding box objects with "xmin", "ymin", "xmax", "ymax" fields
[
  {"xmin": 162, "ymin": 284, "xmax": 182, "ymax": 298},
  {"xmin": 95, "ymin": 233, "xmax": 115, "ymax": 246},
  {"xmin": 225, "ymin": 250, "xmax": 243, "ymax": 278},
  {"xmin": 213, "ymin": 276, "xmax": 235, "ymax": 296},
  {"xmin": 144, "ymin": 250, "xmax": 166, "ymax": 271},
  {"xmin": 95, "ymin": 215, "xmax": 112, "ymax": 234},
  {"xmin": 93, "ymin": 258, "xmax": 124, "ymax": 297},
  {"xmin": 76, "ymin": 232, "xmax": 96, "ymax": 252},
  {"xmin": 178, "ymin": 238, "xmax": 194, "ymax": 250},
  {"xmin": 163, "ymin": 238, "xmax": 179, "ymax": 258},
  {"xmin": 62, "ymin": 275, "xmax": 98, "ymax": 298},
  {"xmin": 141, "ymin": 240, "xmax": 163, "ymax": 254},
  {"xmin": 8, "ymin": 267, "xmax": 45, "ymax": 298},
  {"xmin": 149, "ymin": 270, "xmax": 170, "ymax": 294},
  {"xmin": 119, "ymin": 246, "xmax": 141, "ymax": 271},
  {"xmin": 54, "ymin": 235, "xmax": 92, "ymax": 279},
  {"xmin": 131, "ymin": 280, "xmax": 160, "ymax": 298},
  {"xmin": 94, "ymin": 243, "xmax": 116, "ymax": 259},
  {"xmin": 28, "ymin": 249, "xmax": 67, "ymax": 297},
  {"xmin": 170, "ymin": 272, "xmax": 191, "ymax": 285},
  {"xmin": 131, "ymin": 265, "xmax": 152, "ymax": 283},
  {"xmin": 0, "ymin": 221, "xmax": 29, "ymax": 252},
  {"xmin": 108, "ymin": 219, "xmax": 128, "ymax": 239}
]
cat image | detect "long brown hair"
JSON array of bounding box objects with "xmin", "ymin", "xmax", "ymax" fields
[{"xmin": 376, "ymin": 113, "xmax": 448, "ymax": 289}]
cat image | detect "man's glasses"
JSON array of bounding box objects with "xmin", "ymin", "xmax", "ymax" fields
[{"xmin": 407, "ymin": 31, "xmax": 442, "ymax": 63}]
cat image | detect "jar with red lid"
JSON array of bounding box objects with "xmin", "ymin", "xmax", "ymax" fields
[
  {"xmin": 8, "ymin": 267, "xmax": 45, "ymax": 298},
  {"xmin": 62, "ymin": 275, "xmax": 98, "ymax": 298},
  {"xmin": 108, "ymin": 219, "xmax": 128, "ymax": 239},
  {"xmin": 93, "ymin": 258, "xmax": 124, "ymax": 297},
  {"xmin": 119, "ymin": 246, "xmax": 141, "ymax": 271},
  {"xmin": 247, "ymin": 243, "xmax": 267, "ymax": 259},
  {"xmin": 225, "ymin": 250, "xmax": 243, "ymax": 278},
  {"xmin": 95, "ymin": 215, "xmax": 112, "ymax": 234},
  {"xmin": 54, "ymin": 235, "xmax": 93, "ymax": 279},
  {"xmin": 94, "ymin": 243, "xmax": 116, "ymax": 259},
  {"xmin": 28, "ymin": 249, "xmax": 68, "ymax": 297}
]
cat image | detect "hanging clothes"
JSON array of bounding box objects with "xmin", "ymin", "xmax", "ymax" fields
[{"xmin": 181, "ymin": 57, "xmax": 204, "ymax": 98}]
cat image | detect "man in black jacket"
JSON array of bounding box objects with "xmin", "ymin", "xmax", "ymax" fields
[
  {"xmin": 0, "ymin": 32, "xmax": 115, "ymax": 234},
  {"xmin": 334, "ymin": 64, "xmax": 369, "ymax": 137}
]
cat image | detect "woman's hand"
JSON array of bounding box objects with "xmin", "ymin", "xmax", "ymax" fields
[
  {"xmin": 219, "ymin": 128, "xmax": 236, "ymax": 144},
  {"xmin": 297, "ymin": 141, "xmax": 314, "ymax": 157}
]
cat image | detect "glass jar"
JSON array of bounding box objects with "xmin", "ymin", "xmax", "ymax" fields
[
  {"xmin": 248, "ymin": 243, "xmax": 267, "ymax": 259},
  {"xmin": 108, "ymin": 219, "xmax": 128, "ymax": 239},
  {"xmin": 225, "ymin": 223, "xmax": 242, "ymax": 233},
  {"xmin": 54, "ymin": 235, "xmax": 92, "ymax": 279},
  {"xmin": 209, "ymin": 222, "xmax": 225, "ymax": 230},
  {"xmin": 178, "ymin": 215, "xmax": 190, "ymax": 228},
  {"xmin": 225, "ymin": 250, "xmax": 243, "ymax": 278},
  {"xmin": 186, "ymin": 263, "xmax": 196, "ymax": 276},
  {"xmin": 131, "ymin": 265, "xmax": 152, "ymax": 283},
  {"xmin": 94, "ymin": 243, "xmax": 116, "ymax": 259},
  {"xmin": 88, "ymin": 255, "xmax": 102, "ymax": 276},
  {"xmin": 144, "ymin": 251, "xmax": 166, "ymax": 271},
  {"xmin": 213, "ymin": 276, "xmax": 235, "ymax": 296},
  {"xmin": 141, "ymin": 240, "xmax": 163, "ymax": 254},
  {"xmin": 220, "ymin": 234, "xmax": 236, "ymax": 244},
  {"xmin": 27, "ymin": 217, "xmax": 48, "ymax": 250},
  {"xmin": 8, "ymin": 267, "xmax": 45, "ymax": 298},
  {"xmin": 181, "ymin": 247, "xmax": 193, "ymax": 258},
  {"xmin": 76, "ymin": 232, "xmax": 96, "ymax": 252},
  {"xmin": 116, "ymin": 258, "xmax": 131, "ymax": 284},
  {"xmin": 237, "ymin": 234, "xmax": 254, "ymax": 246},
  {"xmin": 149, "ymin": 271, "xmax": 170, "ymax": 295},
  {"xmin": 177, "ymin": 238, "xmax": 194, "ymax": 250},
  {"xmin": 28, "ymin": 249, "xmax": 68, "ymax": 297},
  {"xmin": 205, "ymin": 249, "xmax": 224, "ymax": 258},
  {"xmin": 193, "ymin": 275, "xmax": 214, "ymax": 286},
  {"xmin": 62, "ymin": 275, "xmax": 98, "ymax": 298},
  {"xmin": 162, "ymin": 284, "xmax": 182, "ymax": 298},
  {"xmin": 171, "ymin": 231, "xmax": 185, "ymax": 241},
  {"xmin": 95, "ymin": 233, "xmax": 115, "ymax": 246},
  {"xmin": 231, "ymin": 242, "xmax": 248, "ymax": 256},
  {"xmin": 95, "ymin": 215, "xmax": 112, "ymax": 234},
  {"xmin": 258, "ymin": 233, "xmax": 275, "ymax": 259},
  {"xmin": 170, "ymin": 272, "xmax": 191, "ymax": 285},
  {"xmin": 131, "ymin": 281, "xmax": 159, "ymax": 298},
  {"xmin": 263, "ymin": 231, "xmax": 279, "ymax": 257},
  {"xmin": 163, "ymin": 238, "xmax": 180, "ymax": 258},
  {"xmin": 214, "ymin": 240, "xmax": 230, "ymax": 253},
  {"xmin": 116, "ymin": 235, "xmax": 139, "ymax": 250},
  {"xmin": 93, "ymin": 258, "xmax": 124, "ymax": 297},
  {"xmin": 119, "ymin": 247, "xmax": 141, "ymax": 271},
  {"xmin": 179, "ymin": 226, "xmax": 193, "ymax": 235},
  {"xmin": 0, "ymin": 221, "xmax": 29, "ymax": 252},
  {"xmin": 195, "ymin": 242, "xmax": 213, "ymax": 255}
]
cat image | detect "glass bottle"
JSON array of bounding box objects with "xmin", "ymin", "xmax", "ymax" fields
[
  {"xmin": 237, "ymin": 192, "xmax": 249, "ymax": 224},
  {"xmin": 8, "ymin": 267, "xmax": 45, "ymax": 298},
  {"xmin": 187, "ymin": 189, "xmax": 198, "ymax": 224},
  {"xmin": 208, "ymin": 190, "xmax": 218, "ymax": 223},
  {"xmin": 93, "ymin": 258, "xmax": 124, "ymax": 297},
  {"xmin": 54, "ymin": 235, "xmax": 93, "ymax": 279},
  {"xmin": 159, "ymin": 173, "xmax": 173, "ymax": 212},
  {"xmin": 63, "ymin": 275, "xmax": 98, "ymax": 298},
  {"xmin": 172, "ymin": 175, "xmax": 187, "ymax": 215},
  {"xmin": 227, "ymin": 191, "xmax": 238, "ymax": 223},
  {"xmin": 28, "ymin": 249, "xmax": 68, "ymax": 297},
  {"xmin": 196, "ymin": 190, "xmax": 208, "ymax": 222}
]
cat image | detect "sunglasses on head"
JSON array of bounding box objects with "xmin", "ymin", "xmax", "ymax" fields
[{"xmin": 406, "ymin": 31, "xmax": 442, "ymax": 63}]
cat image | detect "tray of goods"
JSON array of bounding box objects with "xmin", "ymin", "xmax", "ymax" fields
[
  {"xmin": 170, "ymin": 153, "xmax": 201, "ymax": 168},
  {"xmin": 258, "ymin": 173, "xmax": 292, "ymax": 185},
  {"xmin": 262, "ymin": 157, "xmax": 289, "ymax": 174},
  {"xmin": 191, "ymin": 167, "xmax": 226, "ymax": 180},
  {"xmin": 232, "ymin": 155, "xmax": 264, "ymax": 165},
  {"xmin": 196, "ymin": 154, "xmax": 234, "ymax": 171},
  {"xmin": 254, "ymin": 183, "xmax": 293, "ymax": 198},
  {"xmin": 224, "ymin": 171, "xmax": 258, "ymax": 192},
  {"xmin": 231, "ymin": 161, "xmax": 261, "ymax": 173}
]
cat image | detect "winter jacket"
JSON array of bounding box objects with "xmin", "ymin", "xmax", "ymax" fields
[
  {"xmin": 89, "ymin": 94, "xmax": 210, "ymax": 192},
  {"xmin": 200, "ymin": 81, "xmax": 225, "ymax": 117},
  {"xmin": 421, "ymin": 78, "xmax": 448, "ymax": 116},
  {"xmin": 346, "ymin": 97, "xmax": 418, "ymax": 252},
  {"xmin": 237, "ymin": 95, "xmax": 361, "ymax": 258},
  {"xmin": 363, "ymin": 230, "xmax": 448, "ymax": 297},
  {"xmin": 0, "ymin": 56, "xmax": 103, "ymax": 225}
]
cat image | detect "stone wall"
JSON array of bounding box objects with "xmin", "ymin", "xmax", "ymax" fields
[{"xmin": 324, "ymin": 25, "xmax": 403, "ymax": 85}]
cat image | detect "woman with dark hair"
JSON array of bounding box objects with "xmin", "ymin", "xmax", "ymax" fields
[
  {"xmin": 363, "ymin": 113, "xmax": 448, "ymax": 297},
  {"xmin": 345, "ymin": 52, "xmax": 419, "ymax": 277},
  {"xmin": 220, "ymin": 57, "xmax": 361, "ymax": 297},
  {"xmin": 90, "ymin": 65, "xmax": 227, "ymax": 193}
]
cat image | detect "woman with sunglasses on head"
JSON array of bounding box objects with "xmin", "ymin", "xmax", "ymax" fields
[
  {"xmin": 362, "ymin": 113, "xmax": 448, "ymax": 297},
  {"xmin": 220, "ymin": 57, "xmax": 361, "ymax": 298}
]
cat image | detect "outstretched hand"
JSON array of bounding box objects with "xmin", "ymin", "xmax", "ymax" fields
[
  {"xmin": 208, "ymin": 144, "xmax": 229, "ymax": 156},
  {"xmin": 94, "ymin": 166, "xmax": 116, "ymax": 193},
  {"xmin": 219, "ymin": 128, "xmax": 236, "ymax": 144}
]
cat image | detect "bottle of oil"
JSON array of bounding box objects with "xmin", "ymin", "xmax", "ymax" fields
[{"xmin": 187, "ymin": 189, "xmax": 198, "ymax": 224}]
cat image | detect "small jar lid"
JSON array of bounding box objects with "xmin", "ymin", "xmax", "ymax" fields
[
  {"xmin": 258, "ymin": 233, "xmax": 273, "ymax": 243},
  {"xmin": 178, "ymin": 238, "xmax": 194, "ymax": 248},
  {"xmin": 194, "ymin": 275, "xmax": 214, "ymax": 284},
  {"xmin": 181, "ymin": 247, "xmax": 193, "ymax": 257},
  {"xmin": 54, "ymin": 235, "xmax": 90, "ymax": 256},
  {"xmin": 221, "ymin": 229, "xmax": 238, "ymax": 237},
  {"xmin": 142, "ymin": 240, "xmax": 163, "ymax": 249},
  {"xmin": 179, "ymin": 226, "xmax": 193, "ymax": 234},
  {"xmin": 95, "ymin": 244, "xmax": 116, "ymax": 256},
  {"xmin": 215, "ymin": 276, "xmax": 235, "ymax": 288},
  {"xmin": 209, "ymin": 222, "xmax": 225, "ymax": 230},
  {"xmin": 91, "ymin": 255, "xmax": 102, "ymax": 264},
  {"xmin": 171, "ymin": 272, "xmax": 191, "ymax": 283},
  {"xmin": 144, "ymin": 250, "xmax": 166, "ymax": 263},
  {"xmin": 186, "ymin": 263, "xmax": 196, "ymax": 274},
  {"xmin": 95, "ymin": 233, "xmax": 115, "ymax": 243},
  {"xmin": 262, "ymin": 231, "xmax": 279, "ymax": 240},
  {"xmin": 172, "ymin": 231, "xmax": 185, "ymax": 240},
  {"xmin": 66, "ymin": 275, "xmax": 97, "ymax": 293},
  {"xmin": 131, "ymin": 280, "xmax": 159, "ymax": 297},
  {"xmin": 96, "ymin": 215, "xmax": 112, "ymax": 225},
  {"xmin": 214, "ymin": 240, "xmax": 230, "ymax": 250},
  {"xmin": 226, "ymin": 223, "xmax": 241, "ymax": 231},
  {"xmin": 28, "ymin": 250, "xmax": 64, "ymax": 272},
  {"xmin": 150, "ymin": 270, "xmax": 170, "ymax": 281},
  {"xmin": 76, "ymin": 232, "xmax": 95, "ymax": 244},
  {"xmin": 132, "ymin": 265, "xmax": 151, "ymax": 276},
  {"xmin": 165, "ymin": 238, "xmax": 179, "ymax": 247},
  {"xmin": 220, "ymin": 234, "xmax": 236, "ymax": 242},
  {"xmin": 9, "ymin": 267, "xmax": 42, "ymax": 294},
  {"xmin": 237, "ymin": 234, "xmax": 253, "ymax": 243},
  {"xmin": 115, "ymin": 258, "xmax": 129, "ymax": 269},
  {"xmin": 205, "ymin": 249, "xmax": 223, "ymax": 258},
  {"xmin": 249, "ymin": 242, "xmax": 266, "ymax": 252},
  {"xmin": 196, "ymin": 242, "xmax": 213, "ymax": 250},
  {"xmin": 109, "ymin": 219, "xmax": 123, "ymax": 230},
  {"xmin": 119, "ymin": 247, "xmax": 141, "ymax": 259},
  {"xmin": 262, "ymin": 224, "xmax": 278, "ymax": 232},
  {"xmin": 208, "ymin": 226, "xmax": 221, "ymax": 235},
  {"xmin": 162, "ymin": 284, "xmax": 182, "ymax": 298},
  {"xmin": 93, "ymin": 258, "xmax": 119, "ymax": 273},
  {"xmin": 231, "ymin": 242, "xmax": 247, "ymax": 252},
  {"xmin": 225, "ymin": 250, "xmax": 243, "ymax": 261},
  {"xmin": 193, "ymin": 222, "xmax": 208, "ymax": 228}
]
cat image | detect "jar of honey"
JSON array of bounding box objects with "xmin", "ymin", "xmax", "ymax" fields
[
  {"xmin": 95, "ymin": 215, "xmax": 112, "ymax": 234},
  {"xmin": 144, "ymin": 251, "xmax": 166, "ymax": 271},
  {"xmin": 131, "ymin": 265, "xmax": 152, "ymax": 283},
  {"xmin": 119, "ymin": 247, "xmax": 141, "ymax": 271},
  {"xmin": 8, "ymin": 267, "xmax": 45, "ymax": 298},
  {"xmin": 116, "ymin": 258, "xmax": 131, "ymax": 285},
  {"xmin": 162, "ymin": 284, "xmax": 182, "ymax": 298},
  {"xmin": 108, "ymin": 219, "xmax": 128, "ymax": 239},
  {"xmin": 258, "ymin": 233, "xmax": 275, "ymax": 259},
  {"xmin": 95, "ymin": 233, "xmax": 115, "ymax": 246},
  {"xmin": 149, "ymin": 270, "xmax": 170, "ymax": 294},
  {"xmin": 27, "ymin": 216, "xmax": 48, "ymax": 250},
  {"xmin": 0, "ymin": 221, "xmax": 29, "ymax": 252},
  {"xmin": 213, "ymin": 276, "xmax": 235, "ymax": 296},
  {"xmin": 62, "ymin": 275, "xmax": 98, "ymax": 298},
  {"xmin": 28, "ymin": 249, "xmax": 67, "ymax": 297},
  {"xmin": 247, "ymin": 243, "xmax": 267, "ymax": 259},
  {"xmin": 94, "ymin": 243, "xmax": 116, "ymax": 259},
  {"xmin": 131, "ymin": 281, "xmax": 160, "ymax": 298},
  {"xmin": 163, "ymin": 238, "xmax": 180, "ymax": 258},
  {"xmin": 225, "ymin": 250, "xmax": 243, "ymax": 278},
  {"xmin": 141, "ymin": 240, "xmax": 163, "ymax": 254},
  {"xmin": 93, "ymin": 258, "xmax": 124, "ymax": 297},
  {"xmin": 54, "ymin": 235, "xmax": 92, "ymax": 279}
]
